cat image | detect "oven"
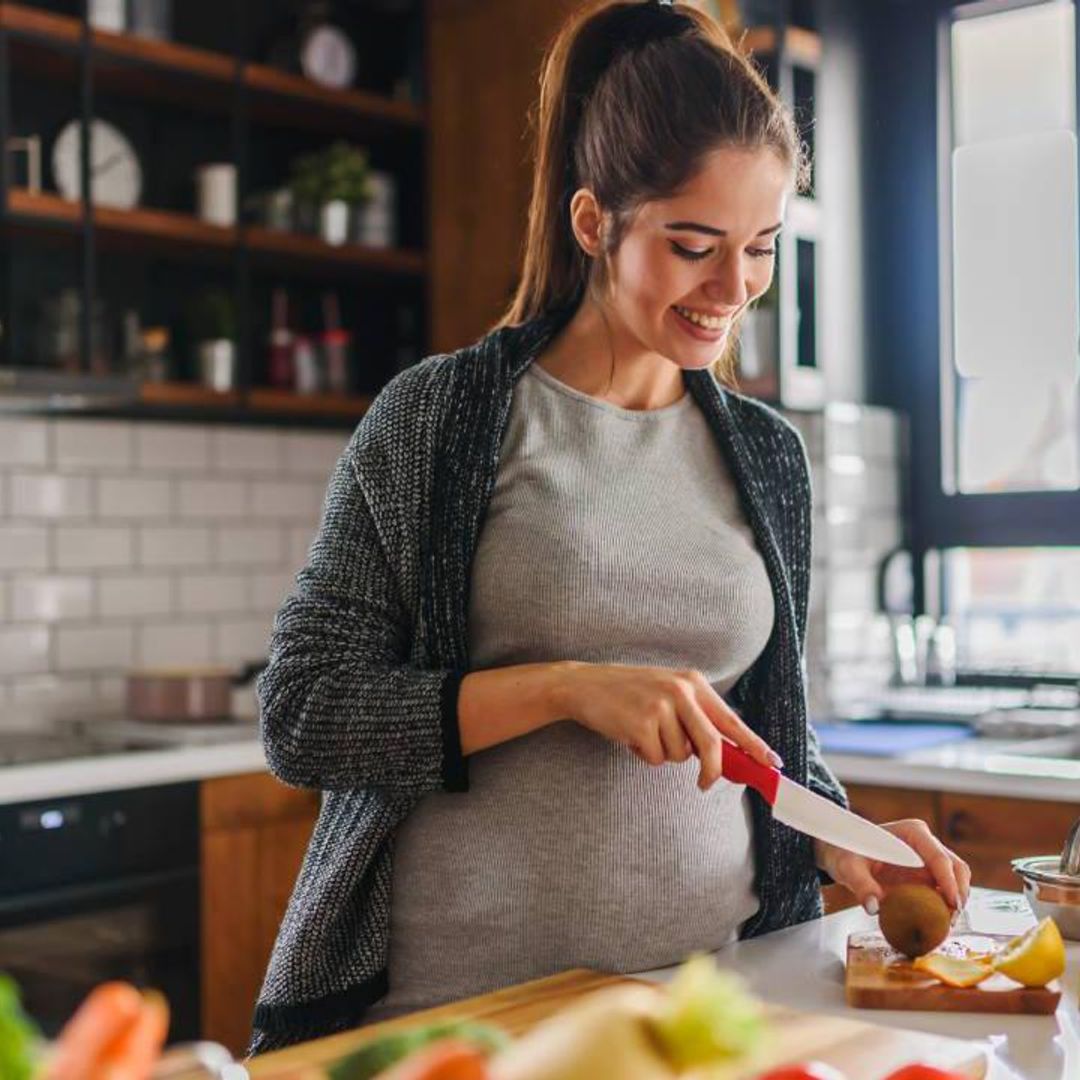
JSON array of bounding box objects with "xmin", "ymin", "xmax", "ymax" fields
[{"xmin": 0, "ymin": 782, "xmax": 200, "ymax": 1039}]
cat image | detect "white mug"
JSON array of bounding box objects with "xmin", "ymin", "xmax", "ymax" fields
[{"xmin": 195, "ymin": 163, "xmax": 237, "ymax": 227}]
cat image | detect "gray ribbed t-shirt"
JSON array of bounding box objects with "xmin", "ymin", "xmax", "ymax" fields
[{"xmin": 368, "ymin": 363, "xmax": 775, "ymax": 1019}]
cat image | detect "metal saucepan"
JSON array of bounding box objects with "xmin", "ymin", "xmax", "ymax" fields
[{"xmin": 126, "ymin": 660, "xmax": 266, "ymax": 725}]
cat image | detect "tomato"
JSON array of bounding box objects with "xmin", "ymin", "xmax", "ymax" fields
[
  {"xmin": 882, "ymin": 1067, "xmax": 968, "ymax": 1080},
  {"xmin": 756, "ymin": 1064, "xmax": 849, "ymax": 1080}
]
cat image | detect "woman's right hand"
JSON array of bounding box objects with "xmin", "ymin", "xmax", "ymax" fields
[{"xmin": 552, "ymin": 661, "xmax": 782, "ymax": 790}]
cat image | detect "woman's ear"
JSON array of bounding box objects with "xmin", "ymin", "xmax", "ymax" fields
[{"xmin": 569, "ymin": 188, "xmax": 605, "ymax": 257}]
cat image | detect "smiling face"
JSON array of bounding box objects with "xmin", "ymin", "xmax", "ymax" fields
[{"xmin": 589, "ymin": 145, "xmax": 792, "ymax": 371}]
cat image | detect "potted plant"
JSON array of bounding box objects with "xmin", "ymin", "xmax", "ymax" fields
[
  {"xmin": 319, "ymin": 141, "xmax": 371, "ymax": 245},
  {"xmin": 288, "ymin": 150, "xmax": 325, "ymax": 235},
  {"xmin": 188, "ymin": 289, "xmax": 236, "ymax": 391}
]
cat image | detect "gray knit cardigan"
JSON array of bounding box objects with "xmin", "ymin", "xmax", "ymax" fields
[{"xmin": 251, "ymin": 307, "xmax": 847, "ymax": 1053}]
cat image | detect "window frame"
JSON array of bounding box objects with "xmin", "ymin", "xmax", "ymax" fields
[{"xmin": 924, "ymin": 0, "xmax": 1080, "ymax": 551}]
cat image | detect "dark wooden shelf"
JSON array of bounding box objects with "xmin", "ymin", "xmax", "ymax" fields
[
  {"xmin": 4, "ymin": 189, "xmax": 427, "ymax": 277},
  {"xmin": 139, "ymin": 381, "xmax": 242, "ymax": 408},
  {"xmin": 0, "ymin": 2, "xmax": 425, "ymax": 134},
  {"xmin": 247, "ymin": 387, "xmax": 372, "ymax": 418},
  {"xmin": 245, "ymin": 226, "xmax": 426, "ymax": 278}
]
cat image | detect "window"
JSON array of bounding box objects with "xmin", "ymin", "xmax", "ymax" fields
[
  {"xmin": 941, "ymin": 546, "xmax": 1080, "ymax": 672},
  {"xmin": 943, "ymin": 0, "xmax": 1079, "ymax": 495}
]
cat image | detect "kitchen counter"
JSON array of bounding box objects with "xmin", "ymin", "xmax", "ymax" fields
[
  {"xmin": 0, "ymin": 738, "xmax": 267, "ymax": 806},
  {"xmin": 638, "ymin": 887, "xmax": 1079, "ymax": 1080},
  {"xmin": 825, "ymin": 736, "xmax": 1080, "ymax": 802},
  {"xmin": 3, "ymin": 729, "xmax": 1080, "ymax": 807}
]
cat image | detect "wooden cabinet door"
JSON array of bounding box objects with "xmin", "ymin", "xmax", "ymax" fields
[
  {"xmin": 201, "ymin": 775, "xmax": 320, "ymax": 1056},
  {"xmin": 428, "ymin": 0, "xmax": 580, "ymax": 353},
  {"xmin": 844, "ymin": 784, "xmax": 940, "ymax": 830},
  {"xmin": 940, "ymin": 792, "xmax": 1079, "ymax": 892}
]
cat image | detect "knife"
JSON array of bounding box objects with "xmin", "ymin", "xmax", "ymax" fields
[{"xmin": 720, "ymin": 741, "xmax": 924, "ymax": 868}]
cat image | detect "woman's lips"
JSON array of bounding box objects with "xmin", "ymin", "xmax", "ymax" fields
[{"xmin": 671, "ymin": 305, "xmax": 729, "ymax": 342}]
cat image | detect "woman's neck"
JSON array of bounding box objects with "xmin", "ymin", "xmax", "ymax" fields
[{"xmin": 535, "ymin": 298, "xmax": 686, "ymax": 411}]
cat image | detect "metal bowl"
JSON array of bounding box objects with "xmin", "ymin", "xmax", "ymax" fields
[{"xmin": 1012, "ymin": 854, "xmax": 1080, "ymax": 940}]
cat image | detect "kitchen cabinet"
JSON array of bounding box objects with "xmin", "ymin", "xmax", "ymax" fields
[
  {"xmin": 0, "ymin": 2, "xmax": 425, "ymax": 424},
  {"xmin": 200, "ymin": 773, "xmax": 320, "ymax": 1057},
  {"xmin": 844, "ymin": 783, "xmax": 1079, "ymax": 893}
]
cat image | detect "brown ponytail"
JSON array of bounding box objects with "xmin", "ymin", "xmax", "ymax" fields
[{"xmin": 496, "ymin": 0, "xmax": 808, "ymax": 349}]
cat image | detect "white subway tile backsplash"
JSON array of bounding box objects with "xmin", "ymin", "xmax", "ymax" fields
[
  {"xmin": 0, "ymin": 626, "xmax": 50, "ymax": 676},
  {"xmin": 138, "ymin": 622, "xmax": 214, "ymax": 667},
  {"xmin": 288, "ymin": 526, "xmax": 315, "ymax": 567},
  {"xmin": 215, "ymin": 616, "xmax": 273, "ymax": 664},
  {"xmin": 98, "ymin": 575, "xmax": 172, "ymax": 618},
  {"xmin": 96, "ymin": 675, "xmax": 126, "ymax": 708},
  {"xmin": 0, "ymin": 419, "xmax": 49, "ymax": 467},
  {"xmin": 12, "ymin": 576, "xmax": 94, "ymax": 621},
  {"xmin": 98, "ymin": 476, "xmax": 172, "ymax": 519},
  {"xmin": 178, "ymin": 573, "xmax": 247, "ymax": 615},
  {"xmin": 217, "ymin": 526, "xmax": 283, "ymax": 567},
  {"xmin": 9, "ymin": 674, "xmax": 97, "ymax": 717},
  {"xmin": 211, "ymin": 429, "xmax": 283, "ymax": 474},
  {"xmin": 250, "ymin": 570, "xmax": 295, "ymax": 612},
  {"xmin": 0, "ymin": 416, "xmax": 335, "ymax": 726},
  {"xmin": 250, "ymin": 480, "xmax": 322, "ymax": 521},
  {"xmin": 11, "ymin": 473, "xmax": 93, "ymax": 518},
  {"xmin": 56, "ymin": 526, "xmax": 133, "ymax": 570},
  {"xmin": 178, "ymin": 479, "xmax": 248, "ymax": 520},
  {"xmin": 0, "ymin": 525, "xmax": 49, "ymax": 570},
  {"xmin": 140, "ymin": 526, "xmax": 213, "ymax": 568},
  {"xmin": 135, "ymin": 424, "xmax": 211, "ymax": 472},
  {"xmin": 56, "ymin": 624, "xmax": 134, "ymax": 671},
  {"xmin": 824, "ymin": 404, "xmax": 901, "ymax": 461},
  {"xmin": 56, "ymin": 420, "xmax": 132, "ymax": 470},
  {"xmin": 282, "ymin": 432, "xmax": 348, "ymax": 477}
]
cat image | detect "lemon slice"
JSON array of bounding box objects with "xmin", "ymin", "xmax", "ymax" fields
[
  {"xmin": 912, "ymin": 953, "xmax": 994, "ymax": 988},
  {"xmin": 991, "ymin": 917, "xmax": 1066, "ymax": 987}
]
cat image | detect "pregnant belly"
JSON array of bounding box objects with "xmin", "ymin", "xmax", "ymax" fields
[{"xmin": 388, "ymin": 723, "xmax": 760, "ymax": 978}]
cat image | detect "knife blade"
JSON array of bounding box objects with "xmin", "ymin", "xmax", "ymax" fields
[{"xmin": 720, "ymin": 740, "xmax": 924, "ymax": 868}]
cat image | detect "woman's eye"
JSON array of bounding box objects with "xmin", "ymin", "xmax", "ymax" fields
[
  {"xmin": 748, "ymin": 247, "xmax": 776, "ymax": 259},
  {"xmin": 670, "ymin": 241, "xmax": 712, "ymax": 262}
]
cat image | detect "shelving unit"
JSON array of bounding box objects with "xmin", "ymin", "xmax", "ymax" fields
[
  {"xmin": 736, "ymin": 20, "xmax": 825, "ymax": 412},
  {"xmin": 0, "ymin": 0, "xmax": 427, "ymax": 424}
]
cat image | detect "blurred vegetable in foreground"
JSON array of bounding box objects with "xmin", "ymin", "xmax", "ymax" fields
[
  {"xmin": 329, "ymin": 1020, "xmax": 508, "ymax": 1080},
  {"xmin": 490, "ymin": 954, "xmax": 765, "ymax": 1080},
  {"xmin": 0, "ymin": 973, "xmax": 40, "ymax": 1080}
]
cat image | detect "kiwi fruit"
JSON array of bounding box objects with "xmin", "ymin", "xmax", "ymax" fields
[{"xmin": 878, "ymin": 884, "xmax": 952, "ymax": 959}]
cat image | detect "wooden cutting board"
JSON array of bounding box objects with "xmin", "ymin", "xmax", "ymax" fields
[
  {"xmin": 846, "ymin": 931, "xmax": 1062, "ymax": 1014},
  {"xmin": 249, "ymin": 968, "xmax": 989, "ymax": 1079}
]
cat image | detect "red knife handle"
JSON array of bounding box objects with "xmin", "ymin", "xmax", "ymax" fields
[{"xmin": 720, "ymin": 741, "xmax": 781, "ymax": 805}]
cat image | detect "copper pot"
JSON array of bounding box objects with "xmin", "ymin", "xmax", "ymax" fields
[{"xmin": 126, "ymin": 661, "xmax": 265, "ymax": 724}]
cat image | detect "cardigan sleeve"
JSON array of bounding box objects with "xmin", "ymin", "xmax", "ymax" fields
[{"xmin": 257, "ymin": 428, "xmax": 468, "ymax": 796}]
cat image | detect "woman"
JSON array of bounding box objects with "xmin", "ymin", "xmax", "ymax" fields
[{"xmin": 252, "ymin": 0, "xmax": 971, "ymax": 1053}]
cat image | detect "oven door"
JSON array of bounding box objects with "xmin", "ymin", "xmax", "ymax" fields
[{"xmin": 0, "ymin": 866, "xmax": 200, "ymax": 1039}]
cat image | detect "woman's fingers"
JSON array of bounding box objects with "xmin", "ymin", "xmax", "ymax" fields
[
  {"xmin": 886, "ymin": 820, "xmax": 964, "ymax": 909},
  {"xmin": 832, "ymin": 853, "xmax": 886, "ymax": 914},
  {"xmin": 695, "ymin": 681, "xmax": 782, "ymax": 768},
  {"xmin": 674, "ymin": 694, "xmax": 726, "ymax": 789},
  {"xmin": 952, "ymin": 850, "xmax": 972, "ymax": 909},
  {"xmin": 657, "ymin": 713, "xmax": 694, "ymax": 764}
]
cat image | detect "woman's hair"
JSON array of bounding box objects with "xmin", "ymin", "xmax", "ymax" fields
[{"xmin": 496, "ymin": 0, "xmax": 809, "ymax": 376}]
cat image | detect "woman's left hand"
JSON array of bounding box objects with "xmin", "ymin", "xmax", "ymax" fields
[{"xmin": 814, "ymin": 818, "xmax": 972, "ymax": 916}]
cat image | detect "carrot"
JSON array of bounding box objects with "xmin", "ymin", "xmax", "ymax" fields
[
  {"xmin": 375, "ymin": 1039, "xmax": 490, "ymax": 1080},
  {"xmin": 41, "ymin": 982, "xmax": 144, "ymax": 1080},
  {"xmin": 94, "ymin": 989, "xmax": 170, "ymax": 1080}
]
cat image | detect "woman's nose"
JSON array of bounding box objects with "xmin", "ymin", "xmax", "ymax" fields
[{"xmin": 702, "ymin": 254, "xmax": 749, "ymax": 310}]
